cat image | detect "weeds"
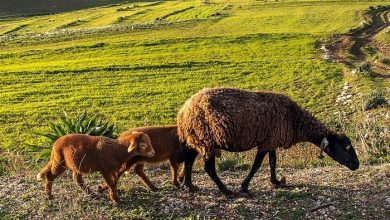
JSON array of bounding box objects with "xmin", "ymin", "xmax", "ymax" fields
[{"xmin": 363, "ymin": 90, "xmax": 388, "ymax": 110}]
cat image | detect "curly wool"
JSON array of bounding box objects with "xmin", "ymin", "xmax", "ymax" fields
[{"xmin": 177, "ymin": 87, "xmax": 330, "ymax": 158}]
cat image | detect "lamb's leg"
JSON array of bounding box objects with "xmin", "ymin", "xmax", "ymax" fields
[
  {"xmin": 178, "ymin": 163, "xmax": 185, "ymax": 183},
  {"xmin": 134, "ymin": 163, "xmax": 158, "ymax": 191},
  {"xmin": 204, "ymin": 154, "xmax": 233, "ymax": 196},
  {"xmin": 182, "ymin": 148, "xmax": 198, "ymax": 191},
  {"xmin": 98, "ymin": 158, "xmax": 139, "ymax": 192},
  {"xmin": 73, "ymin": 172, "xmax": 97, "ymax": 198},
  {"xmin": 169, "ymin": 158, "xmax": 180, "ymax": 187},
  {"xmin": 240, "ymin": 149, "xmax": 268, "ymax": 193},
  {"xmin": 102, "ymin": 172, "xmax": 120, "ymax": 203},
  {"xmin": 44, "ymin": 161, "xmax": 65, "ymax": 199},
  {"xmin": 269, "ymin": 150, "xmax": 286, "ymax": 187}
]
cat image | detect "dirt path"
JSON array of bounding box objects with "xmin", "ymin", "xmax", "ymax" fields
[
  {"xmin": 324, "ymin": 5, "xmax": 389, "ymax": 73},
  {"xmin": 1, "ymin": 164, "xmax": 389, "ymax": 219}
]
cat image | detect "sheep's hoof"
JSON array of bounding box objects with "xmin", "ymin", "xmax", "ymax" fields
[
  {"xmin": 184, "ymin": 184, "xmax": 199, "ymax": 192},
  {"xmin": 46, "ymin": 195, "xmax": 54, "ymax": 200},
  {"xmin": 239, "ymin": 187, "xmax": 250, "ymax": 194},
  {"xmin": 178, "ymin": 176, "xmax": 184, "ymax": 183},
  {"xmin": 221, "ymin": 188, "xmax": 235, "ymax": 197},
  {"xmin": 98, "ymin": 184, "xmax": 108, "ymax": 193},
  {"xmin": 146, "ymin": 186, "xmax": 158, "ymax": 192},
  {"xmin": 111, "ymin": 199, "xmax": 121, "ymax": 204},
  {"xmin": 90, "ymin": 193, "xmax": 100, "ymax": 200},
  {"xmin": 272, "ymin": 176, "xmax": 287, "ymax": 188}
]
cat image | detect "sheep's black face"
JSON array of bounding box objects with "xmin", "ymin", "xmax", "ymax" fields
[{"xmin": 323, "ymin": 133, "xmax": 359, "ymax": 170}]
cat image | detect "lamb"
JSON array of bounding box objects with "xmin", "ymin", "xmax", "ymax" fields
[
  {"xmin": 177, "ymin": 87, "xmax": 360, "ymax": 195},
  {"xmin": 98, "ymin": 125, "xmax": 190, "ymax": 191},
  {"xmin": 36, "ymin": 132, "xmax": 155, "ymax": 203}
]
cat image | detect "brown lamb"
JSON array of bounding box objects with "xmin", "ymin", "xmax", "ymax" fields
[
  {"xmin": 36, "ymin": 132, "xmax": 155, "ymax": 203},
  {"xmin": 177, "ymin": 87, "xmax": 359, "ymax": 195},
  {"xmin": 99, "ymin": 125, "xmax": 186, "ymax": 192}
]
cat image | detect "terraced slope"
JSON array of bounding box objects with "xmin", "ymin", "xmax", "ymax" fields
[{"xmin": 0, "ymin": 0, "xmax": 389, "ymax": 153}]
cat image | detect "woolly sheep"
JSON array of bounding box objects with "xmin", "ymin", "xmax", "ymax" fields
[
  {"xmin": 177, "ymin": 87, "xmax": 359, "ymax": 195},
  {"xmin": 36, "ymin": 132, "xmax": 155, "ymax": 203}
]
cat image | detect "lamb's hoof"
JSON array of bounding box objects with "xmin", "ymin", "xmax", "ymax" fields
[
  {"xmin": 111, "ymin": 199, "xmax": 121, "ymax": 204},
  {"xmin": 272, "ymin": 176, "xmax": 287, "ymax": 188},
  {"xmin": 149, "ymin": 187, "xmax": 159, "ymax": 192},
  {"xmin": 178, "ymin": 176, "xmax": 184, "ymax": 183},
  {"xmin": 98, "ymin": 184, "xmax": 108, "ymax": 193},
  {"xmin": 47, "ymin": 195, "xmax": 54, "ymax": 200},
  {"xmin": 90, "ymin": 193, "xmax": 100, "ymax": 200}
]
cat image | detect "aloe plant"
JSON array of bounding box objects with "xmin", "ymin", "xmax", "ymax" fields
[{"xmin": 27, "ymin": 111, "xmax": 117, "ymax": 160}]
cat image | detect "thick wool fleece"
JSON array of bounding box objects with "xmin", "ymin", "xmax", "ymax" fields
[{"xmin": 177, "ymin": 87, "xmax": 330, "ymax": 159}]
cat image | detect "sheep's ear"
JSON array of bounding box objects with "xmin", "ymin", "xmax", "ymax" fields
[{"xmin": 127, "ymin": 133, "xmax": 140, "ymax": 153}]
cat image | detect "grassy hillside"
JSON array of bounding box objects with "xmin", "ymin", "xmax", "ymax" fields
[{"xmin": 0, "ymin": 0, "xmax": 389, "ymax": 157}]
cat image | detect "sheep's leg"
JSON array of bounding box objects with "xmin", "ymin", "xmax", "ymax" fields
[
  {"xmin": 182, "ymin": 149, "xmax": 199, "ymax": 191},
  {"xmin": 240, "ymin": 150, "xmax": 268, "ymax": 193},
  {"xmin": 44, "ymin": 166, "xmax": 65, "ymax": 199},
  {"xmin": 204, "ymin": 154, "xmax": 233, "ymax": 196},
  {"xmin": 102, "ymin": 172, "xmax": 120, "ymax": 203},
  {"xmin": 44, "ymin": 161, "xmax": 66, "ymax": 199},
  {"xmin": 169, "ymin": 158, "xmax": 180, "ymax": 187},
  {"xmin": 269, "ymin": 150, "xmax": 286, "ymax": 187},
  {"xmin": 98, "ymin": 158, "xmax": 139, "ymax": 192},
  {"xmin": 178, "ymin": 163, "xmax": 185, "ymax": 183},
  {"xmin": 134, "ymin": 163, "xmax": 158, "ymax": 191},
  {"xmin": 72, "ymin": 172, "xmax": 97, "ymax": 198}
]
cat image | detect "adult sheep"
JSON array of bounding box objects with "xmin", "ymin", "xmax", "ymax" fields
[{"xmin": 177, "ymin": 87, "xmax": 359, "ymax": 195}]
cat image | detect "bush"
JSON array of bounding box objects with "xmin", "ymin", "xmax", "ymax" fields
[
  {"xmin": 363, "ymin": 90, "xmax": 388, "ymax": 110},
  {"xmin": 217, "ymin": 153, "xmax": 251, "ymax": 171},
  {"xmin": 353, "ymin": 113, "xmax": 389, "ymax": 158},
  {"xmin": 381, "ymin": 58, "xmax": 390, "ymax": 65},
  {"xmin": 357, "ymin": 61, "xmax": 372, "ymax": 75},
  {"xmin": 27, "ymin": 111, "xmax": 117, "ymax": 160}
]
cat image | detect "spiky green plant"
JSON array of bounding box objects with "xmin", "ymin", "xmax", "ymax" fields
[{"xmin": 27, "ymin": 111, "xmax": 117, "ymax": 160}]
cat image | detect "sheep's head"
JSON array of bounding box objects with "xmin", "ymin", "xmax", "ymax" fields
[
  {"xmin": 127, "ymin": 131, "xmax": 155, "ymax": 157},
  {"xmin": 320, "ymin": 133, "xmax": 359, "ymax": 170}
]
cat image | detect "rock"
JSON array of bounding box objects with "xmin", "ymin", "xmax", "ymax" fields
[{"xmin": 385, "ymin": 197, "xmax": 390, "ymax": 208}]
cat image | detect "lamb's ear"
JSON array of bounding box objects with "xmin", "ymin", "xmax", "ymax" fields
[{"xmin": 127, "ymin": 133, "xmax": 140, "ymax": 153}]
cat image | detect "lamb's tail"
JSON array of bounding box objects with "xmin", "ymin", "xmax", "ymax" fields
[{"xmin": 36, "ymin": 162, "xmax": 51, "ymax": 181}]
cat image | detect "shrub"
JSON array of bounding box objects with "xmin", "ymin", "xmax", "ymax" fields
[
  {"xmin": 363, "ymin": 90, "xmax": 388, "ymax": 110},
  {"xmin": 357, "ymin": 61, "xmax": 372, "ymax": 75},
  {"xmin": 353, "ymin": 113, "xmax": 389, "ymax": 158},
  {"xmin": 217, "ymin": 158, "xmax": 238, "ymax": 171},
  {"xmin": 381, "ymin": 58, "xmax": 390, "ymax": 65},
  {"xmin": 27, "ymin": 111, "xmax": 117, "ymax": 160},
  {"xmin": 217, "ymin": 153, "xmax": 250, "ymax": 171}
]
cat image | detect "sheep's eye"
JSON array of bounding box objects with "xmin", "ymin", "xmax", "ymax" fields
[
  {"xmin": 139, "ymin": 143, "xmax": 147, "ymax": 150},
  {"xmin": 346, "ymin": 145, "xmax": 351, "ymax": 150}
]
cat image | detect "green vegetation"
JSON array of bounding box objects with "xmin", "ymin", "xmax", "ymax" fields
[
  {"xmin": 27, "ymin": 111, "xmax": 117, "ymax": 160},
  {"xmin": 0, "ymin": 0, "xmax": 389, "ymax": 164}
]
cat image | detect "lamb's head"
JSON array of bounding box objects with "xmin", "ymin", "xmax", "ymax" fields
[
  {"xmin": 127, "ymin": 131, "xmax": 155, "ymax": 157},
  {"xmin": 320, "ymin": 133, "xmax": 359, "ymax": 170}
]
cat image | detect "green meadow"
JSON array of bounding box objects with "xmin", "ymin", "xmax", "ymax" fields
[{"xmin": 0, "ymin": 0, "xmax": 389, "ymax": 153}]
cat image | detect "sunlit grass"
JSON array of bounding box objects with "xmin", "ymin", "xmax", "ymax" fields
[{"xmin": 0, "ymin": 0, "xmax": 389, "ymax": 151}]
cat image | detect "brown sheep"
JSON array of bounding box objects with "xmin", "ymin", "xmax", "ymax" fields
[
  {"xmin": 177, "ymin": 87, "xmax": 359, "ymax": 195},
  {"xmin": 98, "ymin": 125, "xmax": 189, "ymax": 192},
  {"xmin": 36, "ymin": 132, "xmax": 155, "ymax": 203}
]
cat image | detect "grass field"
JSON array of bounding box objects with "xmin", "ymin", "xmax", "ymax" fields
[
  {"xmin": 1, "ymin": 0, "xmax": 390, "ymax": 219},
  {"xmin": 0, "ymin": 0, "xmax": 389, "ymax": 162}
]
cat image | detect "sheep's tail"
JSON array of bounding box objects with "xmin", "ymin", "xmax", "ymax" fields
[{"xmin": 36, "ymin": 162, "xmax": 51, "ymax": 181}]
